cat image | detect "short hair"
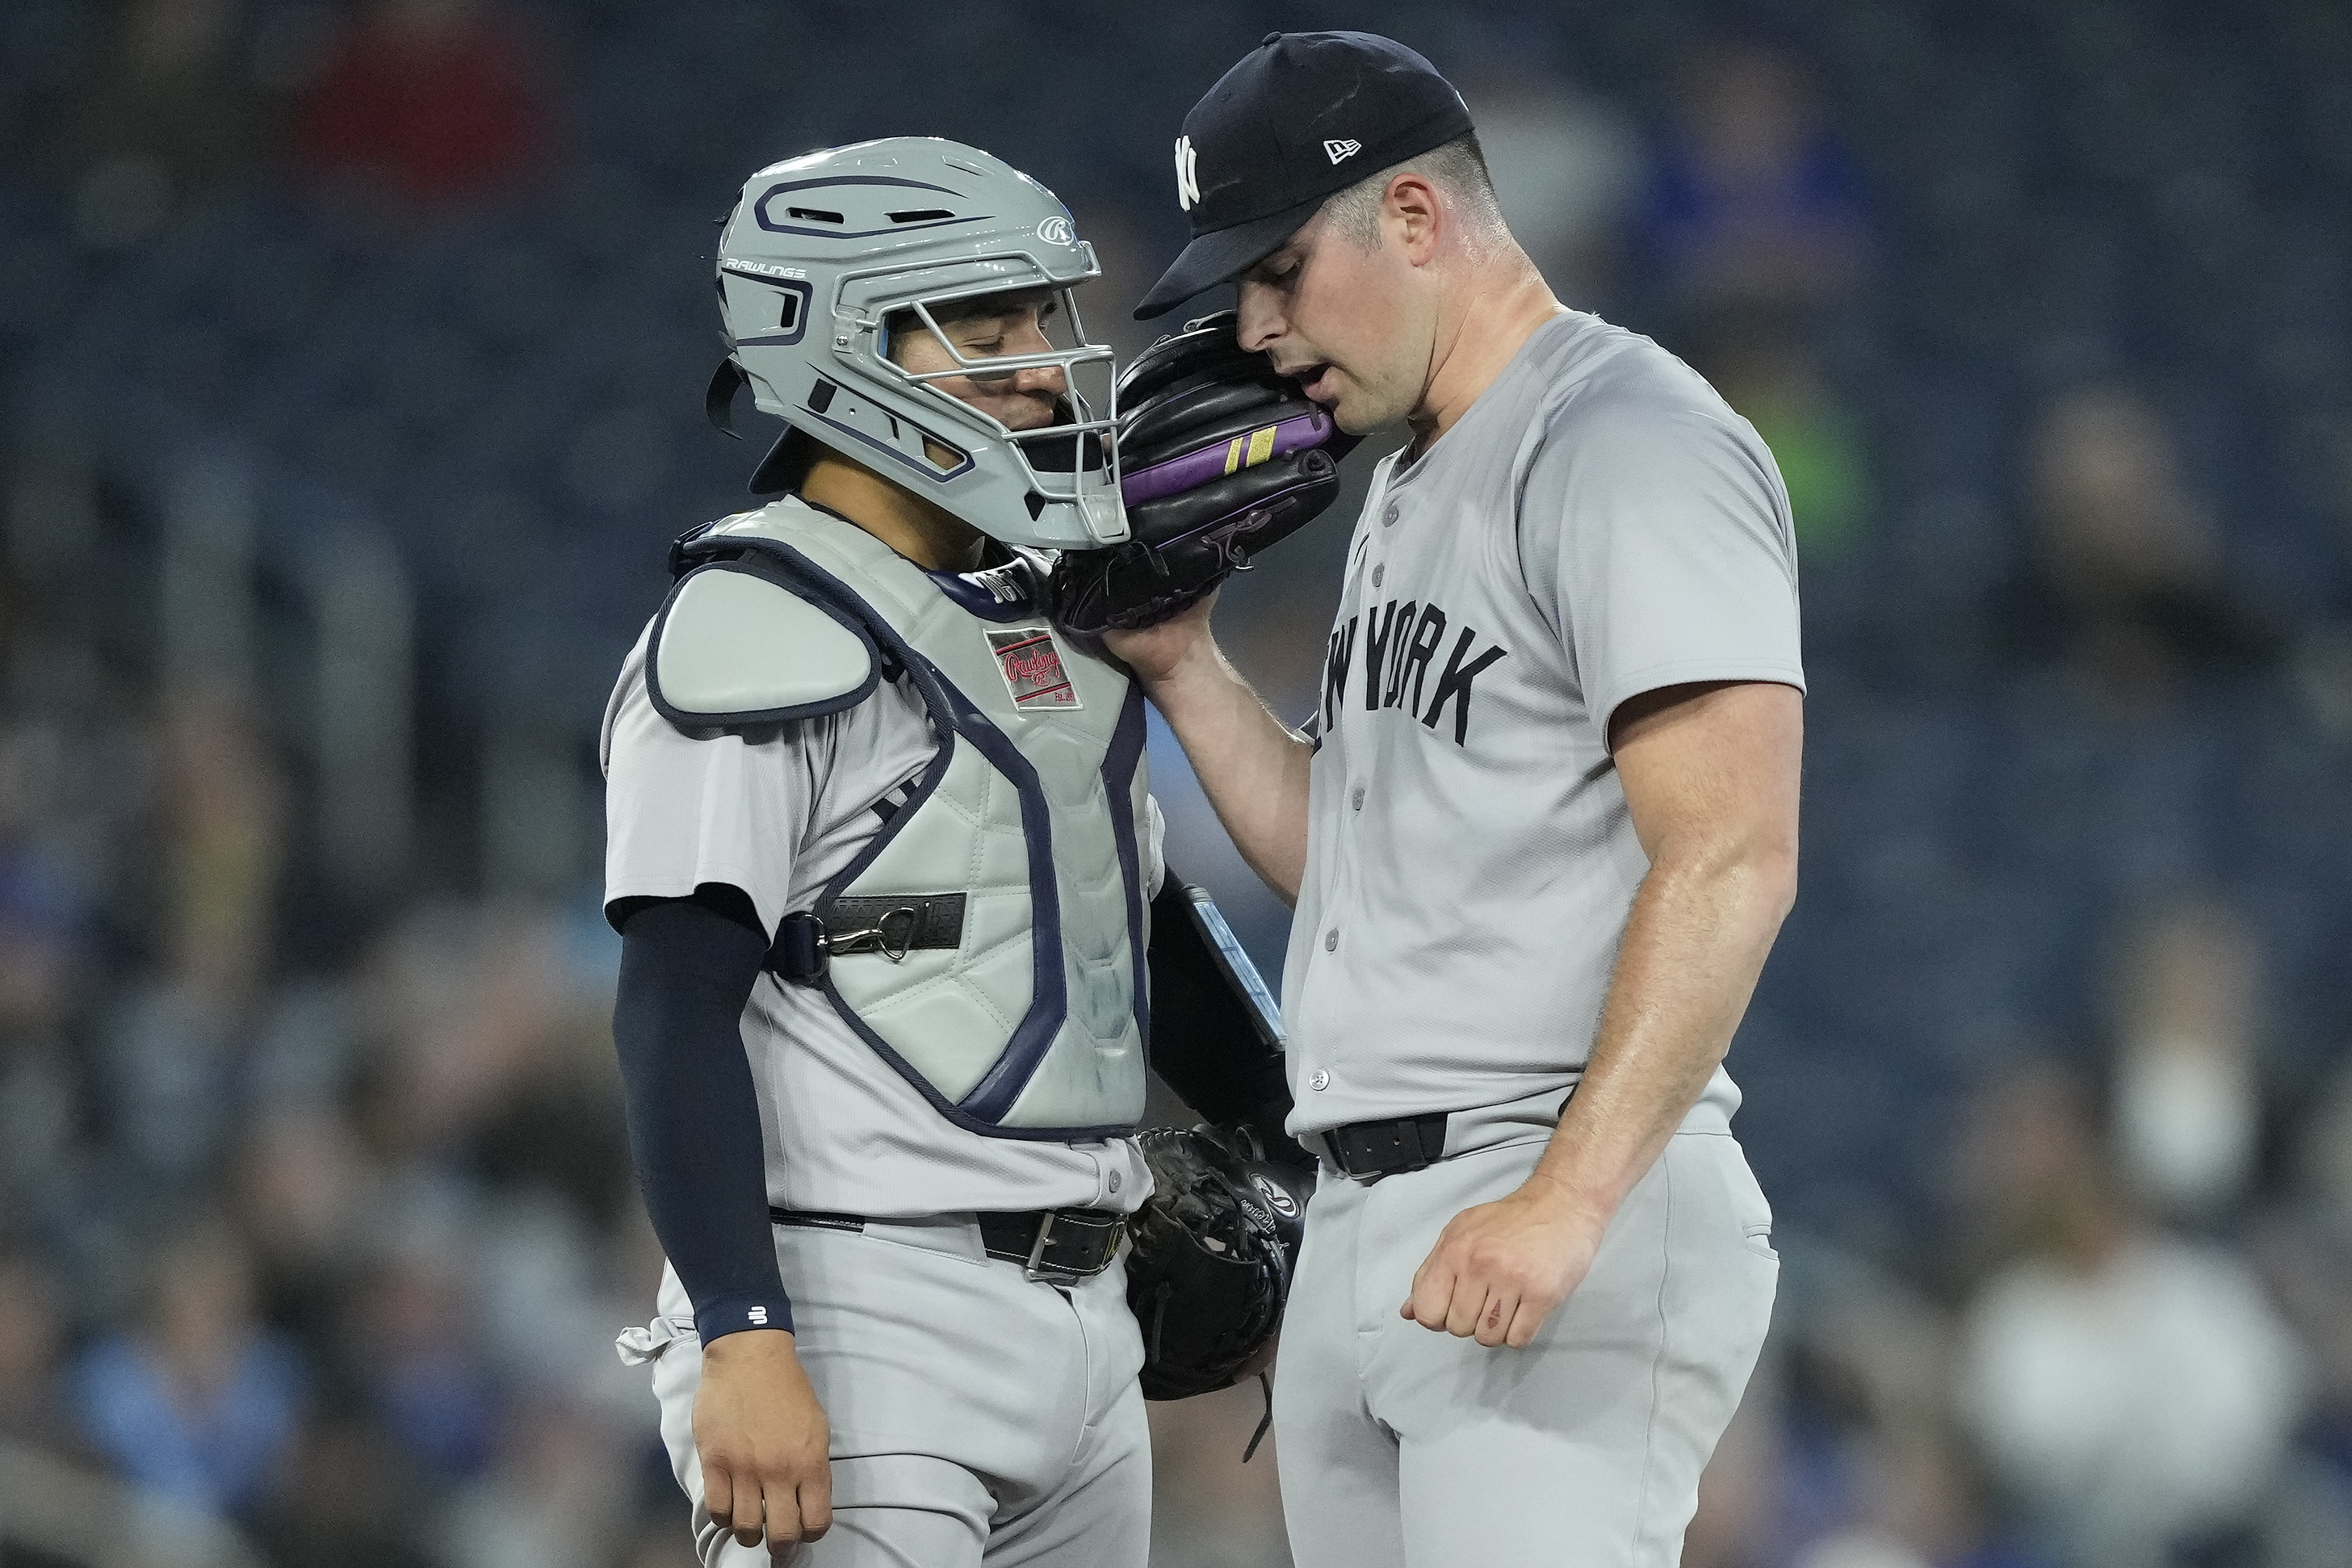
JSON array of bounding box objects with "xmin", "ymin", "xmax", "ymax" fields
[{"xmin": 1320, "ymin": 132, "xmax": 1504, "ymax": 249}]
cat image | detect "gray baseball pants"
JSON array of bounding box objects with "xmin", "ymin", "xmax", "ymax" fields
[
  {"xmin": 1277, "ymin": 1096, "xmax": 1778, "ymax": 1568},
  {"xmin": 618, "ymin": 1215, "xmax": 1150, "ymax": 1567}
]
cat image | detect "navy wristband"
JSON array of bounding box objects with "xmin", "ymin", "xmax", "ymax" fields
[{"xmin": 694, "ymin": 1295, "xmax": 795, "ymax": 1344}]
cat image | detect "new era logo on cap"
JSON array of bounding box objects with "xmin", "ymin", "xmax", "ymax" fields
[{"xmin": 1323, "ymin": 138, "xmax": 1362, "ymax": 164}]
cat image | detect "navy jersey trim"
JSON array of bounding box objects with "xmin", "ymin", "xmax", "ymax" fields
[{"xmin": 924, "ymin": 563, "xmax": 1039, "ymax": 623}]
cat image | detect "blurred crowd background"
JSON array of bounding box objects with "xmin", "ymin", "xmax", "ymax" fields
[{"xmin": 3, "ymin": 2, "xmax": 2352, "ymax": 1566}]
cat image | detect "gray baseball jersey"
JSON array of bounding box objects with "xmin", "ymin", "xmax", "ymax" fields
[
  {"xmin": 600, "ymin": 628, "xmax": 1159, "ymax": 1218},
  {"xmin": 1281, "ymin": 310, "xmax": 1805, "ymax": 1134},
  {"xmin": 1268, "ymin": 308, "xmax": 1796, "ymax": 1568}
]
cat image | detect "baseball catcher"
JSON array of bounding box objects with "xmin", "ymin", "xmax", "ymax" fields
[{"xmin": 610, "ymin": 136, "xmax": 1168, "ymax": 1567}]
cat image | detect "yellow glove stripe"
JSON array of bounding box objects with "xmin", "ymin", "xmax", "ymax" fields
[{"xmin": 1246, "ymin": 425, "xmax": 1278, "ymax": 466}]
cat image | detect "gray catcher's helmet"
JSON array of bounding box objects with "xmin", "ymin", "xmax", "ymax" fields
[{"xmin": 711, "ymin": 137, "xmax": 1127, "ymax": 550}]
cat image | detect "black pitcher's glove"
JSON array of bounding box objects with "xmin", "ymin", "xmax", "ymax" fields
[
  {"xmin": 1050, "ymin": 311, "xmax": 1360, "ymax": 635},
  {"xmin": 1126, "ymin": 1123, "xmax": 1311, "ymax": 1429}
]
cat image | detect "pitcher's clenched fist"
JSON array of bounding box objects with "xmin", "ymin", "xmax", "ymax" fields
[{"xmin": 1400, "ymin": 1187, "xmax": 1608, "ymax": 1349}]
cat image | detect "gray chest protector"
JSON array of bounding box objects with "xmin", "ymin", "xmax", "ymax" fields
[{"xmin": 648, "ymin": 498, "xmax": 1150, "ymax": 1141}]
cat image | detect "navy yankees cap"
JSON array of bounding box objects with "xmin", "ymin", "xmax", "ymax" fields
[{"xmin": 1134, "ymin": 31, "xmax": 1474, "ymax": 320}]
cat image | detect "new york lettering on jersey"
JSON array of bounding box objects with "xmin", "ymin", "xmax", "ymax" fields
[{"xmin": 1319, "ymin": 597, "xmax": 1509, "ymax": 745}]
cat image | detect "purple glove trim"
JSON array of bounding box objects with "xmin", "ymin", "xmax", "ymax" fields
[{"xmin": 1119, "ymin": 409, "xmax": 1335, "ymax": 505}]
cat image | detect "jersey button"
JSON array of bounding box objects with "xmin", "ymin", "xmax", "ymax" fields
[
  {"xmin": 1352, "ymin": 786, "xmax": 1365, "ymax": 811},
  {"xmin": 1308, "ymin": 1070, "xmax": 1330, "ymax": 1091},
  {"xmin": 1108, "ymin": 1170, "xmax": 1121, "ymax": 1193},
  {"xmin": 1323, "ymin": 929, "xmax": 1339, "ymax": 952},
  {"xmin": 1381, "ymin": 505, "xmax": 1399, "ymax": 528},
  {"xmin": 1372, "ymin": 564, "xmax": 1384, "ymax": 588}
]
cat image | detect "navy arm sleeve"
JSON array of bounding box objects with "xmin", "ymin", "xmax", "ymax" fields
[{"xmin": 611, "ymin": 889, "xmax": 794, "ymax": 1344}]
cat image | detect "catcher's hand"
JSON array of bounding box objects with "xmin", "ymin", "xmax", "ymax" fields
[
  {"xmin": 1050, "ymin": 312, "xmax": 1360, "ymax": 636},
  {"xmin": 1125, "ymin": 1124, "xmax": 1311, "ymax": 1404}
]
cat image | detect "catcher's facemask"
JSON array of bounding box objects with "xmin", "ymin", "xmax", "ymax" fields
[{"xmin": 709, "ymin": 136, "xmax": 1129, "ymax": 551}]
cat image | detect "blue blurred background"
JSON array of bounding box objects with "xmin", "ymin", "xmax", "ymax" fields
[{"xmin": 4, "ymin": 2, "xmax": 2352, "ymax": 1566}]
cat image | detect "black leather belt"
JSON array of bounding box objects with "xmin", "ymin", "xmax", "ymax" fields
[
  {"xmin": 1322, "ymin": 1112, "xmax": 1451, "ymax": 1177},
  {"xmin": 769, "ymin": 1205, "xmax": 1125, "ymax": 1281}
]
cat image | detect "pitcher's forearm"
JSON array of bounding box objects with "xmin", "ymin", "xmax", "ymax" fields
[
  {"xmin": 1140, "ymin": 635, "xmax": 1315, "ymax": 904},
  {"xmin": 1527, "ymin": 844, "xmax": 1796, "ymax": 1224}
]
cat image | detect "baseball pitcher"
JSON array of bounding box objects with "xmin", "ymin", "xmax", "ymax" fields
[{"xmin": 1082, "ymin": 33, "xmax": 1806, "ymax": 1568}]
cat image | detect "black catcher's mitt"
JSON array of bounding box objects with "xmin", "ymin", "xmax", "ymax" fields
[
  {"xmin": 1126, "ymin": 1124, "xmax": 1312, "ymax": 1421},
  {"xmin": 1050, "ymin": 310, "xmax": 1360, "ymax": 636}
]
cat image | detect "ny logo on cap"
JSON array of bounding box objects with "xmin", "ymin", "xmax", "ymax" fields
[
  {"xmin": 1323, "ymin": 138, "xmax": 1362, "ymax": 165},
  {"xmin": 1173, "ymin": 135, "xmax": 1201, "ymax": 211}
]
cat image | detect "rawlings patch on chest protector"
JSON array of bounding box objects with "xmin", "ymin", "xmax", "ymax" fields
[{"xmin": 986, "ymin": 625, "xmax": 1081, "ymax": 709}]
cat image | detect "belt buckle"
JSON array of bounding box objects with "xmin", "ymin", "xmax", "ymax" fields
[
  {"xmin": 1340, "ymin": 1119, "xmax": 1432, "ymax": 1178},
  {"xmin": 1023, "ymin": 1210, "xmax": 1059, "ymax": 1282},
  {"xmin": 1021, "ymin": 1209, "xmax": 1117, "ymax": 1283}
]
